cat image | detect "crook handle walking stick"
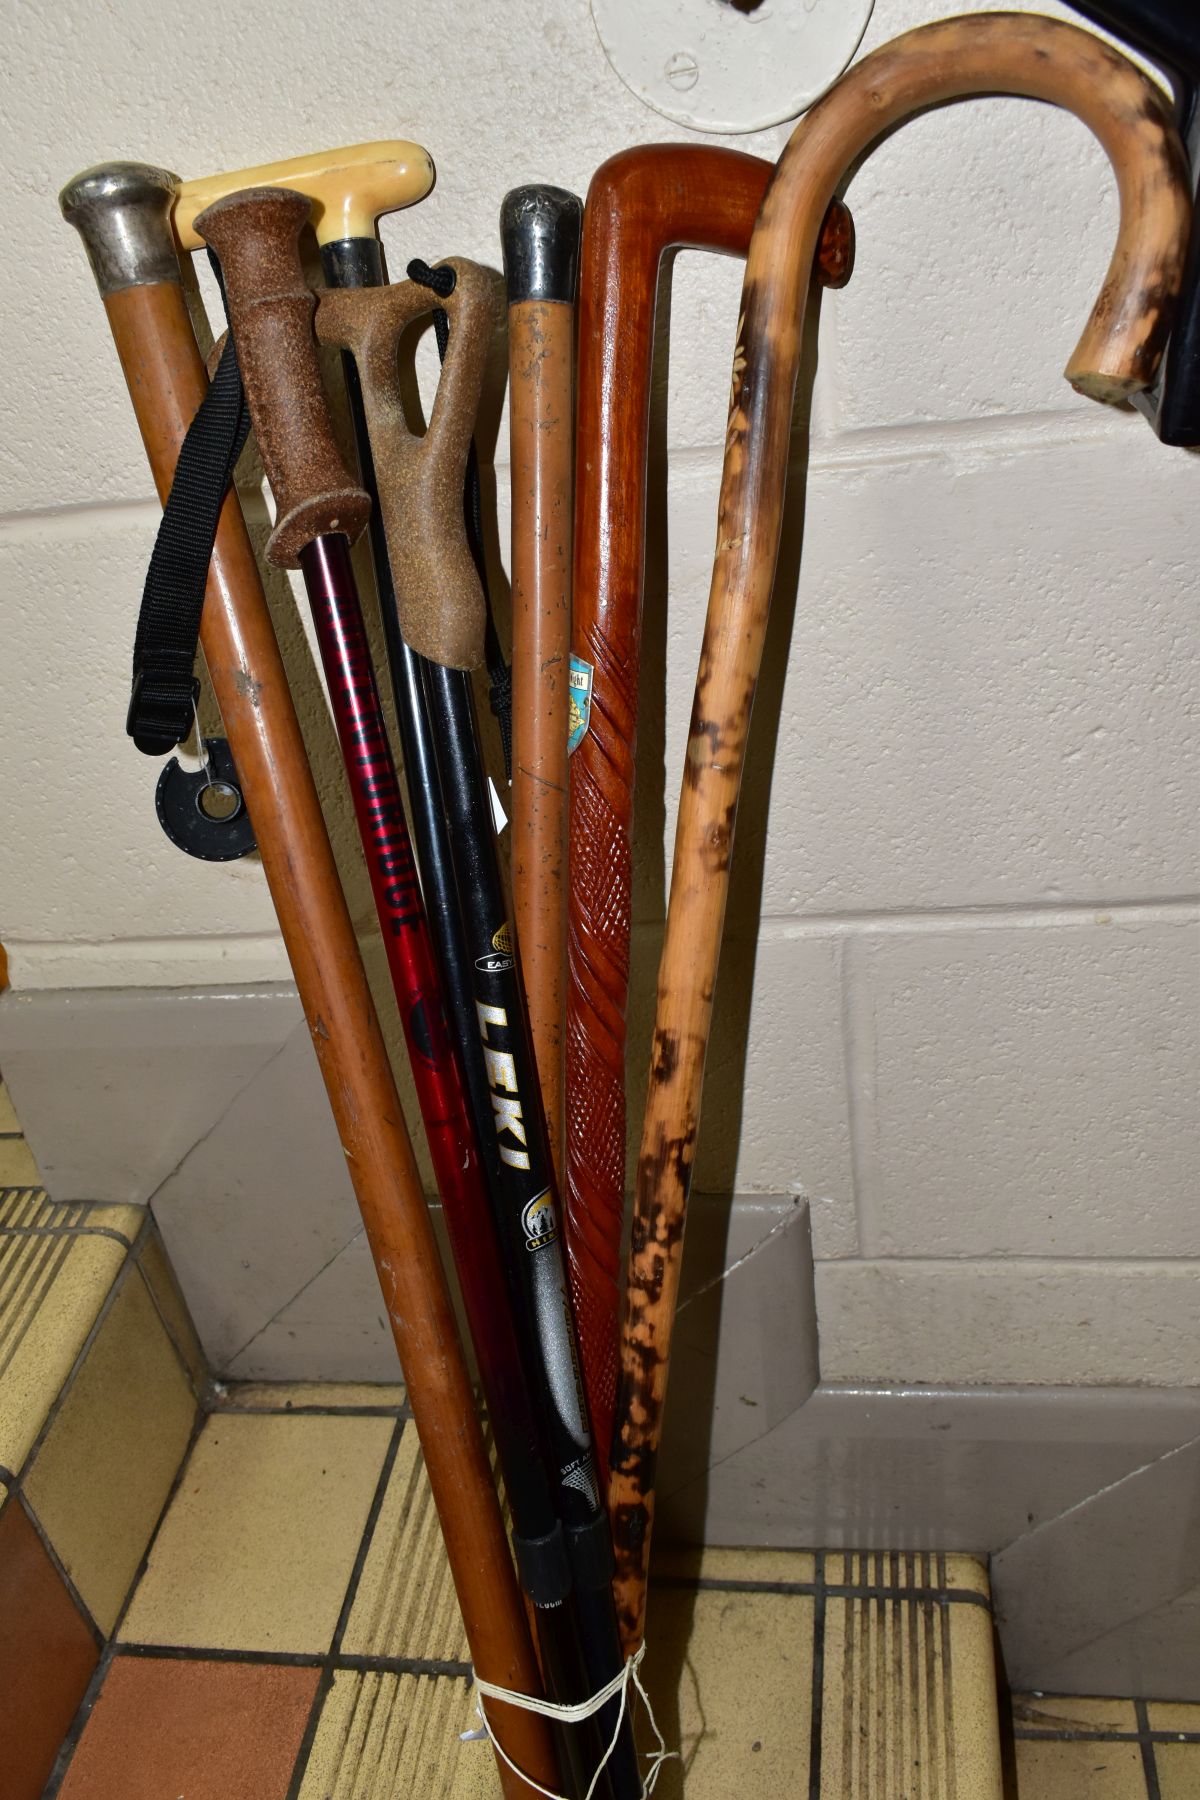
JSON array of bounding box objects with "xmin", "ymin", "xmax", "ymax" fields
[
  {"xmin": 320, "ymin": 272, "xmax": 643, "ymax": 1800},
  {"xmin": 60, "ymin": 165, "xmax": 556, "ymax": 1800},
  {"xmin": 565, "ymin": 146, "xmax": 853, "ymax": 1489},
  {"xmin": 502, "ymin": 187, "xmax": 583, "ymax": 1186},
  {"xmin": 190, "ymin": 185, "xmax": 558, "ymax": 1798},
  {"xmin": 609, "ymin": 11, "xmax": 1193, "ymax": 1652}
]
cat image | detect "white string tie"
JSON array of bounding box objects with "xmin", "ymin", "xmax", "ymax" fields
[{"xmin": 463, "ymin": 1641, "xmax": 679, "ymax": 1799}]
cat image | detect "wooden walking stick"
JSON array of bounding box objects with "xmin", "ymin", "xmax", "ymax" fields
[
  {"xmin": 60, "ymin": 162, "xmax": 557, "ymax": 1800},
  {"xmin": 502, "ymin": 186, "xmax": 583, "ymax": 1185},
  {"xmin": 608, "ymin": 11, "xmax": 1193, "ymax": 1651},
  {"xmin": 565, "ymin": 145, "xmax": 853, "ymax": 1487}
]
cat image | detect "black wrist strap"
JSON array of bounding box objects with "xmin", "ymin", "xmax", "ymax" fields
[
  {"xmin": 407, "ymin": 258, "xmax": 513, "ymax": 783},
  {"xmin": 129, "ymin": 253, "xmax": 250, "ymax": 756}
]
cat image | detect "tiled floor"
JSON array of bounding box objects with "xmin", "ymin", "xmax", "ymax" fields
[
  {"xmin": 1009, "ymin": 1693, "xmax": 1200, "ymax": 1799},
  {"xmin": 3, "ymin": 1075, "xmax": 1198, "ymax": 1798}
]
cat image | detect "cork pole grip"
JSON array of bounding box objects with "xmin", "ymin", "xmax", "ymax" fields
[
  {"xmin": 609, "ymin": 11, "xmax": 1192, "ymax": 1653},
  {"xmin": 60, "ymin": 165, "xmax": 555, "ymax": 1798},
  {"xmin": 194, "ymin": 187, "xmax": 371, "ymax": 567},
  {"xmin": 503, "ymin": 187, "xmax": 583, "ymax": 1188},
  {"xmin": 315, "ymin": 261, "xmax": 494, "ymax": 670},
  {"xmin": 564, "ymin": 145, "xmax": 854, "ymax": 1491}
]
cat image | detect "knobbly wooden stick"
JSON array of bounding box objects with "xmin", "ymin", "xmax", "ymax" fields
[
  {"xmin": 609, "ymin": 11, "xmax": 1192, "ymax": 1651},
  {"xmin": 60, "ymin": 164, "xmax": 557, "ymax": 1799},
  {"xmin": 566, "ymin": 144, "xmax": 853, "ymax": 1493}
]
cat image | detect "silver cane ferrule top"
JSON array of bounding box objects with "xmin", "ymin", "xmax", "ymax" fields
[{"xmin": 59, "ymin": 162, "xmax": 182, "ymax": 296}]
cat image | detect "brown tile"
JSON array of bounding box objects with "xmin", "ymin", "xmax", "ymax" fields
[
  {"xmin": 0, "ymin": 1494, "xmax": 100, "ymax": 1800},
  {"xmin": 25, "ymin": 1269, "xmax": 199, "ymax": 1632},
  {"xmin": 1158, "ymin": 1742, "xmax": 1200, "ymax": 1799},
  {"xmin": 1014, "ymin": 1737, "xmax": 1148, "ymax": 1797},
  {"xmin": 58, "ymin": 1655, "xmax": 319, "ymax": 1799},
  {"xmin": 0, "ymin": 1136, "xmax": 39, "ymax": 1184}
]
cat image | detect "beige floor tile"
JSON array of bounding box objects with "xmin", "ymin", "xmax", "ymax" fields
[
  {"xmin": 77, "ymin": 1205, "xmax": 146, "ymax": 1244},
  {"xmin": 821, "ymin": 1581, "xmax": 1001, "ymax": 1799},
  {"xmin": 652, "ymin": 1544, "xmax": 816, "ymax": 1586},
  {"xmin": 1014, "ymin": 1694, "xmax": 1139, "ymax": 1734},
  {"xmin": 137, "ymin": 1235, "xmax": 207, "ymax": 1391},
  {"xmin": 220, "ymin": 1381, "xmax": 406, "ymax": 1412},
  {"xmin": 0, "ymin": 1137, "xmax": 40, "ymax": 1185},
  {"xmin": 0, "ymin": 1084, "xmax": 20, "ymax": 1134},
  {"xmin": 640, "ymin": 1581, "xmax": 814, "ymax": 1798},
  {"xmin": 299, "ymin": 1671, "xmax": 501, "ymax": 1799},
  {"xmin": 0, "ymin": 1233, "xmax": 126, "ymax": 1473},
  {"xmin": 1151, "ymin": 1703, "xmax": 1200, "ymax": 1734},
  {"xmin": 25, "ymin": 1271, "xmax": 198, "ymax": 1632},
  {"xmin": 120, "ymin": 1412, "xmax": 393, "ymax": 1653},
  {"xmin": 342, "ymin": 1423, "xmax": 468, "ymax": 1662},
  {"xmin": 1015, "ymin": 1737, "xmax": 1148, "ymax": 1797},
  {"xmin": 1158, "ymin": 1742, "xmax": 1200, "ymax": 1798}
]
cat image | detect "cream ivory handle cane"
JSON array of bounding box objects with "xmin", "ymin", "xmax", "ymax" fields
[{"xmin": 174, "ymin": 139, "xmax": 434, "ymax": 248}]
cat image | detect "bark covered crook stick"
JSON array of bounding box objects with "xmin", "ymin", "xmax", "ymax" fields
[
  {"xmin": 610, "ymin": 10, "xmax": 1192, "ymax": 1651},
  {"xmin": 565, "ymin": 145, "xmax": 854, "ymax": 1491},
  {"xmin": 181, "ymin": 184, "xmax": 556, "ymax": 1798},
  {"xmin": 502, "ymin": 186, "xmax": 583, "ymax": 1187}
]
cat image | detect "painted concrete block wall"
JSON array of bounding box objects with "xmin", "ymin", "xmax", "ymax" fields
[{"xmin": 1, "ymin": 0, "xmax": 1196, "ymax": 1386}]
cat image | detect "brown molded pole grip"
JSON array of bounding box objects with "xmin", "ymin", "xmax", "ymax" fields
[
  {"xmin": 315, "ymin": 260, "xmax": 494, "ymax": 670},
  {"xmin": 194, "ymin": 186, "xmax": 371, "ymax": 567},
  {"xmin": 609, "ymin": 12, "xmax": 1192, "ymax": 1654}
]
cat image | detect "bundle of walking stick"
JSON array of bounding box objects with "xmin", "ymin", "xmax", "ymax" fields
[{"xmin": 60, "ymin": 10, "xmax": 1195, "ymax": 1797}]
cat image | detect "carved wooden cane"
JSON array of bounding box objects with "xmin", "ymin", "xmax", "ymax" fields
[
  {"xmin": 565, "ymin": 146, "xmax": 853, "ymax": 1488},
  {"xmin": 60, "ymin": 163, "xmax": 556, "ymax": 1799},
  {"xmin": 608, "ymin": 12, "xmax": 1193, "ymax": 1651},
  {"xmin": 502, "ymin": 186, "xmax": 583, "ymax": 1185}
]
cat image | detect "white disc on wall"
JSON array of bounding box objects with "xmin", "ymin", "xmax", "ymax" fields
[{"xmin": 590, "ymin": 0, "xmax": 876, "ymax": 135}]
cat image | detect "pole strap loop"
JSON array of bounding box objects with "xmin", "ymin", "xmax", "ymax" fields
[{"xmin": 128, "ymin": 251, "xmax": 250, "ymax": 755}]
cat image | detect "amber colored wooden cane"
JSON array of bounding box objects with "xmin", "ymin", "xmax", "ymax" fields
[
  {"xmin": 609, "ymin": 11, "xmax": 1193, "ymax": 1651},
  {"xmin": 59, "ymin": 163, "xmax": 556, "ymax": 1800},
  {"xmin": 565, "ymin": 146, "xmax": 853, "ymax": 1490},
  {"xmin": 502, "ymin": 188, "xmax": 584, "ymax": 1184}
]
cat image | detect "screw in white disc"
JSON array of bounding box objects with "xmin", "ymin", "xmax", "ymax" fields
[{"xmin": 590, "ymin": 0, "xmax": 875, "ymax": 136}]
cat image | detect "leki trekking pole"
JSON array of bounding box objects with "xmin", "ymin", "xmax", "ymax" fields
[
  {"xmin": 565, "ymin": 146, "xmax": 853, "ymax": 1489},
  {"xmin": 608, "ymin": 11, "xmax": 1192, "ymax": 1654},
  {"xmin": 60, "ymin": 162, "xmax": 556, "ymax": 1800},
  {"xmin": 317, "ymin": 265, "xmax": 644, "ymax": 1799}
]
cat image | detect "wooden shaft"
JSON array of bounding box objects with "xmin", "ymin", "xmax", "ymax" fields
[
  {"xmin": 95, "ymin": 278, "xmax": 557, "ymax": 1799},
  {"xmin": 609, "ymin": 10, "xmax": 1192, "ymax": 1652},
  {"xmin": 509, "ymin": 292, "xmax": 574, "ymax": 1180},
  {"xmin": 563, "ymin": 145, "xmax": 855, "ymax": 1490},
  {"xmin": 504, "ymin": 188, "xmax": 582, "ymax": 1188}
]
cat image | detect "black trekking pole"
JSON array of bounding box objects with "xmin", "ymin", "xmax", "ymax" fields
[{"xmin": 315, "ymin": 250, "xmax": 644, "ymax": 1798}]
